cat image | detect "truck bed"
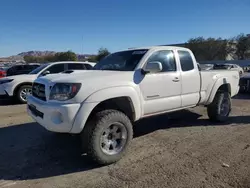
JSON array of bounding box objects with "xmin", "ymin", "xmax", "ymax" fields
[{"xmin": 199, "ymin": 70, "xmax": 240, "ymax": 104}]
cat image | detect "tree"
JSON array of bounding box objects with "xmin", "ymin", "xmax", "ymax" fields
[
  {"xmin": 44, "ymin": 55, "xmax": 56, "ymax": 62},
  {"xmin": 235, "ymin": 34, "xmax": 250, "ymax": 60},
  {"xmin": 96, "ymin": 48, "xmax": 110, "ymax": 62},
  {"xmin": 87, "ymin": 55, "xmax": 98, "ymax": 62},
  {"xmin": 185, "ymin": 37, "xmax": 233, "ymax": 61},
  {"xmin": 24, "ymin": 51, "xmax": 78, "ymax": 63},
  {"xmin": 54, "ymin": 51, "xmax": 77, "ymax": 61},
  {"xmin": 24, "ymin": 55, "xmax": 45, "ymax": 63},
  {"xmin": 24, "ymin": 55, "xmax": 34, "ymax": 63}
]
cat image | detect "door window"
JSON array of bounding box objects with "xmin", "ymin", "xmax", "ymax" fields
[
  {"xmin": 45, "ymin": 64, "xmax": 65, "ymax": 74},
  {"xmin": 146, "ymin": 50, "xmax": 176, "ymax": 72},
  {"xmin": 178, "ymin": 51, "xmax": 194, "ymax": 71},
  {"xmin": 67, "ymin": 63, "xmax": 86, "ymax": 70},
  {"xmin": 84, "ymin": 64, "xmax": 93, "ymax": 70}
]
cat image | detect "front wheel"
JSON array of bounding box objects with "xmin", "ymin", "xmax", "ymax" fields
[
  {"xmin": 207, "ymin": 92, "xmax": 231, "ymax": 122},
  {"xmin": 16, "ymin": 85, "xmax": 32, "ymax": 104},
  {"xmin": 81, "ymin": 110, "xmax": 133, "ymax": 165}
]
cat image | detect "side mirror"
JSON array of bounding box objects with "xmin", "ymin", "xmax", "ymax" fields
[
  {"xmin": 142, "ymin": 61, "xmax": 162, "ymax": 74},
  {"xmin": 42, "ymin": 70, "xmax": 50, "ymax": 76}
]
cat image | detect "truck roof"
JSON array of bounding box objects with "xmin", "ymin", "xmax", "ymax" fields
[{"xmin": 127, "ymin": 45, "xmax": 189, "ymax": 51}]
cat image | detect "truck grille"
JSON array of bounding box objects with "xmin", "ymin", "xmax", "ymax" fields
[{"xmin": 32, "ymin": 82, "xmax": 46, "ymax": 101}]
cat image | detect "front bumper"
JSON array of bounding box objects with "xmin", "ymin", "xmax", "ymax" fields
[
  {"xmin": 27, "ymin": 95, "xmax": 81, "ymax": 133},
  {"xmin": 0, "ymin": 83, "xmax": 15, "ymax": 97}
]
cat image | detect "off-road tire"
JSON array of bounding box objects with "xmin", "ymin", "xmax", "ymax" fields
[
  {"xmin": 207, "ymin": 92, "xmax": 231, "ymax": 122},
  {"xmin": 81, "ymin": 110, "xmax": 133, "ymax": 165},
  {"xmin": 16, "ymin": 85, "xmax": 32, "ymax": 104}
]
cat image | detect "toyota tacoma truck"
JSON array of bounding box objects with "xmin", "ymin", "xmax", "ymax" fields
[{"xmin": 27, "ymin": 46, "xmax": 240, "ymax": 165}]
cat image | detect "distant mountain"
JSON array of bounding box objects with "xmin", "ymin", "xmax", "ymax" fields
[
  {"xmin": 17, "ymin": 51, "xmax": 57, "ymax": 57},
  {"xmin": 0, "ymin": 51, "xmax": 96, "ymax": 63}
]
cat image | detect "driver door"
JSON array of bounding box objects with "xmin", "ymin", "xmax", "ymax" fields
[{"xmin": 139, "ymin": 50, "xmax": 182, "ymax": 116}]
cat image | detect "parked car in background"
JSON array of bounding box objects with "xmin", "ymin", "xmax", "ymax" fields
[
  {"xmin": 6, "ymin": 64, "xmax": 40, "ymax": 77},
  {"xmin": 199, "ymin": 63, "xmax": 214, "ymax": 70},
  {"xmin": 27, "ymin": 46, "xmax": 240, "ymax": 165},
  {"xmin": 0, "ymin": 61, "xmax": 96, "ymax": 103},
  {"xmin": 239, "ymin": 73, "xmax": 250, "ymax": 93},
  {"xmin": 213, "ymin": 63, "xmax": 244, "ymax": 76}
]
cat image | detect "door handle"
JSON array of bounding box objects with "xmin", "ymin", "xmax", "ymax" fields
[{"xmin": 172, "ymin": 77, "xmax": 180, "ymax": 82}]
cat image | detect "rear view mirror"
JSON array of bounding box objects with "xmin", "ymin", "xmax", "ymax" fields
[{"xmin": 142, "ymin": 61, "xmax": 162, "ymax": 74}]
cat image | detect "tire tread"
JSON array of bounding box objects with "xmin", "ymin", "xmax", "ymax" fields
[
  {"xmin": 82, "ymin": 109, "xmax": 133, "ymax": 165},
  {"xmin": 207, "ymin": 92, "xmax": 231, "ymax": 122}
]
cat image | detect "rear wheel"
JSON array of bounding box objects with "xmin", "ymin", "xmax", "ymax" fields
[
  {"xmin": 16, "ymin": 85, "xmax": 32, "ymax": 104},
  {"xmin": 81, "ymin": 110, "xmax": 133, "ymax": 165},
  {"xmin": 207, "ymin": 91, "xmax": 231, "ymax": 122}
]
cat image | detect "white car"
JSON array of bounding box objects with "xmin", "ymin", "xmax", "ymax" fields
[
  {"xmin": 27, "ymin": 46, "xmax": 239, "ymax": 165},
  {"xmin": 0, "ymin": 61, "xmax": 95, "ymax": 103}
]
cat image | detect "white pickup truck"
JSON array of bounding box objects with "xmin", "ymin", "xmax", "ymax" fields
[{"xmin": 27, "ymin": 46, "xmax": 240, "ymax": 165}]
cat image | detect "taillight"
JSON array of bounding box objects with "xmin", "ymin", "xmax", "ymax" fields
[{"xmin": 0, "ymin": 71, "xmax": 6, "ymax": 77}]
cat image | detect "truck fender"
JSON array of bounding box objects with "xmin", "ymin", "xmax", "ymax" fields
[
  {"xmin": 70, "ymin": 86, "xmax": 142, "ymax": 134},
  {"xmin": 205, "ymin": 77, "xmax": 231, "ymax": 105}
]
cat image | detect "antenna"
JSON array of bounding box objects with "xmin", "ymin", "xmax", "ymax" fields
[{"xmin": 82, "ymin": 36, "xmax": 84, "ymax": 55}]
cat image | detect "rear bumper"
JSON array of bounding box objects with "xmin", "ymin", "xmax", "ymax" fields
[{"xmin": 27, "ymin": 95, "xmax": 81, "ymax": 133}]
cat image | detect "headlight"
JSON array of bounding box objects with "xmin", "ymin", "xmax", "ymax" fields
[
  {"xmin": 0, "ymin": 79, "xmax": 14, "ymax": 85},
  {"xmin": 49, "ymin": 83, "xmax": 81, "ymax": 101}
]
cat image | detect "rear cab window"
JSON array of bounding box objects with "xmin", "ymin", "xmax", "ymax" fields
[{"xmin": 178, "ymin": 50, "xmax": 194, "ymax": 71}]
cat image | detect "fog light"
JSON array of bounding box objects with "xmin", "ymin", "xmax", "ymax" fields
[{"xmin": 51, "ymin": 111, "xmax": 63, "ymax": 124}]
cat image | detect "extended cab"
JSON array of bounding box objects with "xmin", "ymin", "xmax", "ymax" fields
[
  {"xmin": 27, "ymin": 46, "xmax": 240, "ymax": 165},
  {"xmin": 0, "ymin": 61, "xmax": 95, "ymax": 103}
]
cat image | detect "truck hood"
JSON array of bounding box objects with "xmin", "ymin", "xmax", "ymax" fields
[
  {"xmin": 35, "ymin": 70, "xmax": 138, "ymax": 103},
  {"xmin": 36, "ymin": 70, "xmax": 136, "ymax": 87}
]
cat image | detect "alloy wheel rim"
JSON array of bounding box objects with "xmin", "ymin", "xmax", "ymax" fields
[
  {"xmin": 100, "ymin": 122, "xmax": 128, "ymax": 155},
  {"xmin": 220, "ymin": 97, "xmax": 230, "ymax": 116},
  {"xmin": 20, "ymin": 88, "xmax": 32, "ymax": 101}
]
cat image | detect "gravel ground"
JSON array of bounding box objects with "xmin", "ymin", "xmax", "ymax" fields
[{"xmin": 0, "ymin": 95, "xmax": 250, "ymax": 188}]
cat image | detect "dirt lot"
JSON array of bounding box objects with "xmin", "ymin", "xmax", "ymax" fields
[{"xmin": 1, "ymin": 95, "xmax": 250, "ymax": 188}]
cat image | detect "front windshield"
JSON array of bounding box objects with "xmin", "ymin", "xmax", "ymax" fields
[
  {"xmin": 29, "ymin": 63, "xmax": 49, "ymax": 74},
  {"xmin": 93, "ymin": 49, "xmax": 148, "ymax": 71}
]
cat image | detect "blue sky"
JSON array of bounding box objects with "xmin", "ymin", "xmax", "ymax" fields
[{"xmin": 0, "ymin": 0, "xmax": 249, "ymax": 57}]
